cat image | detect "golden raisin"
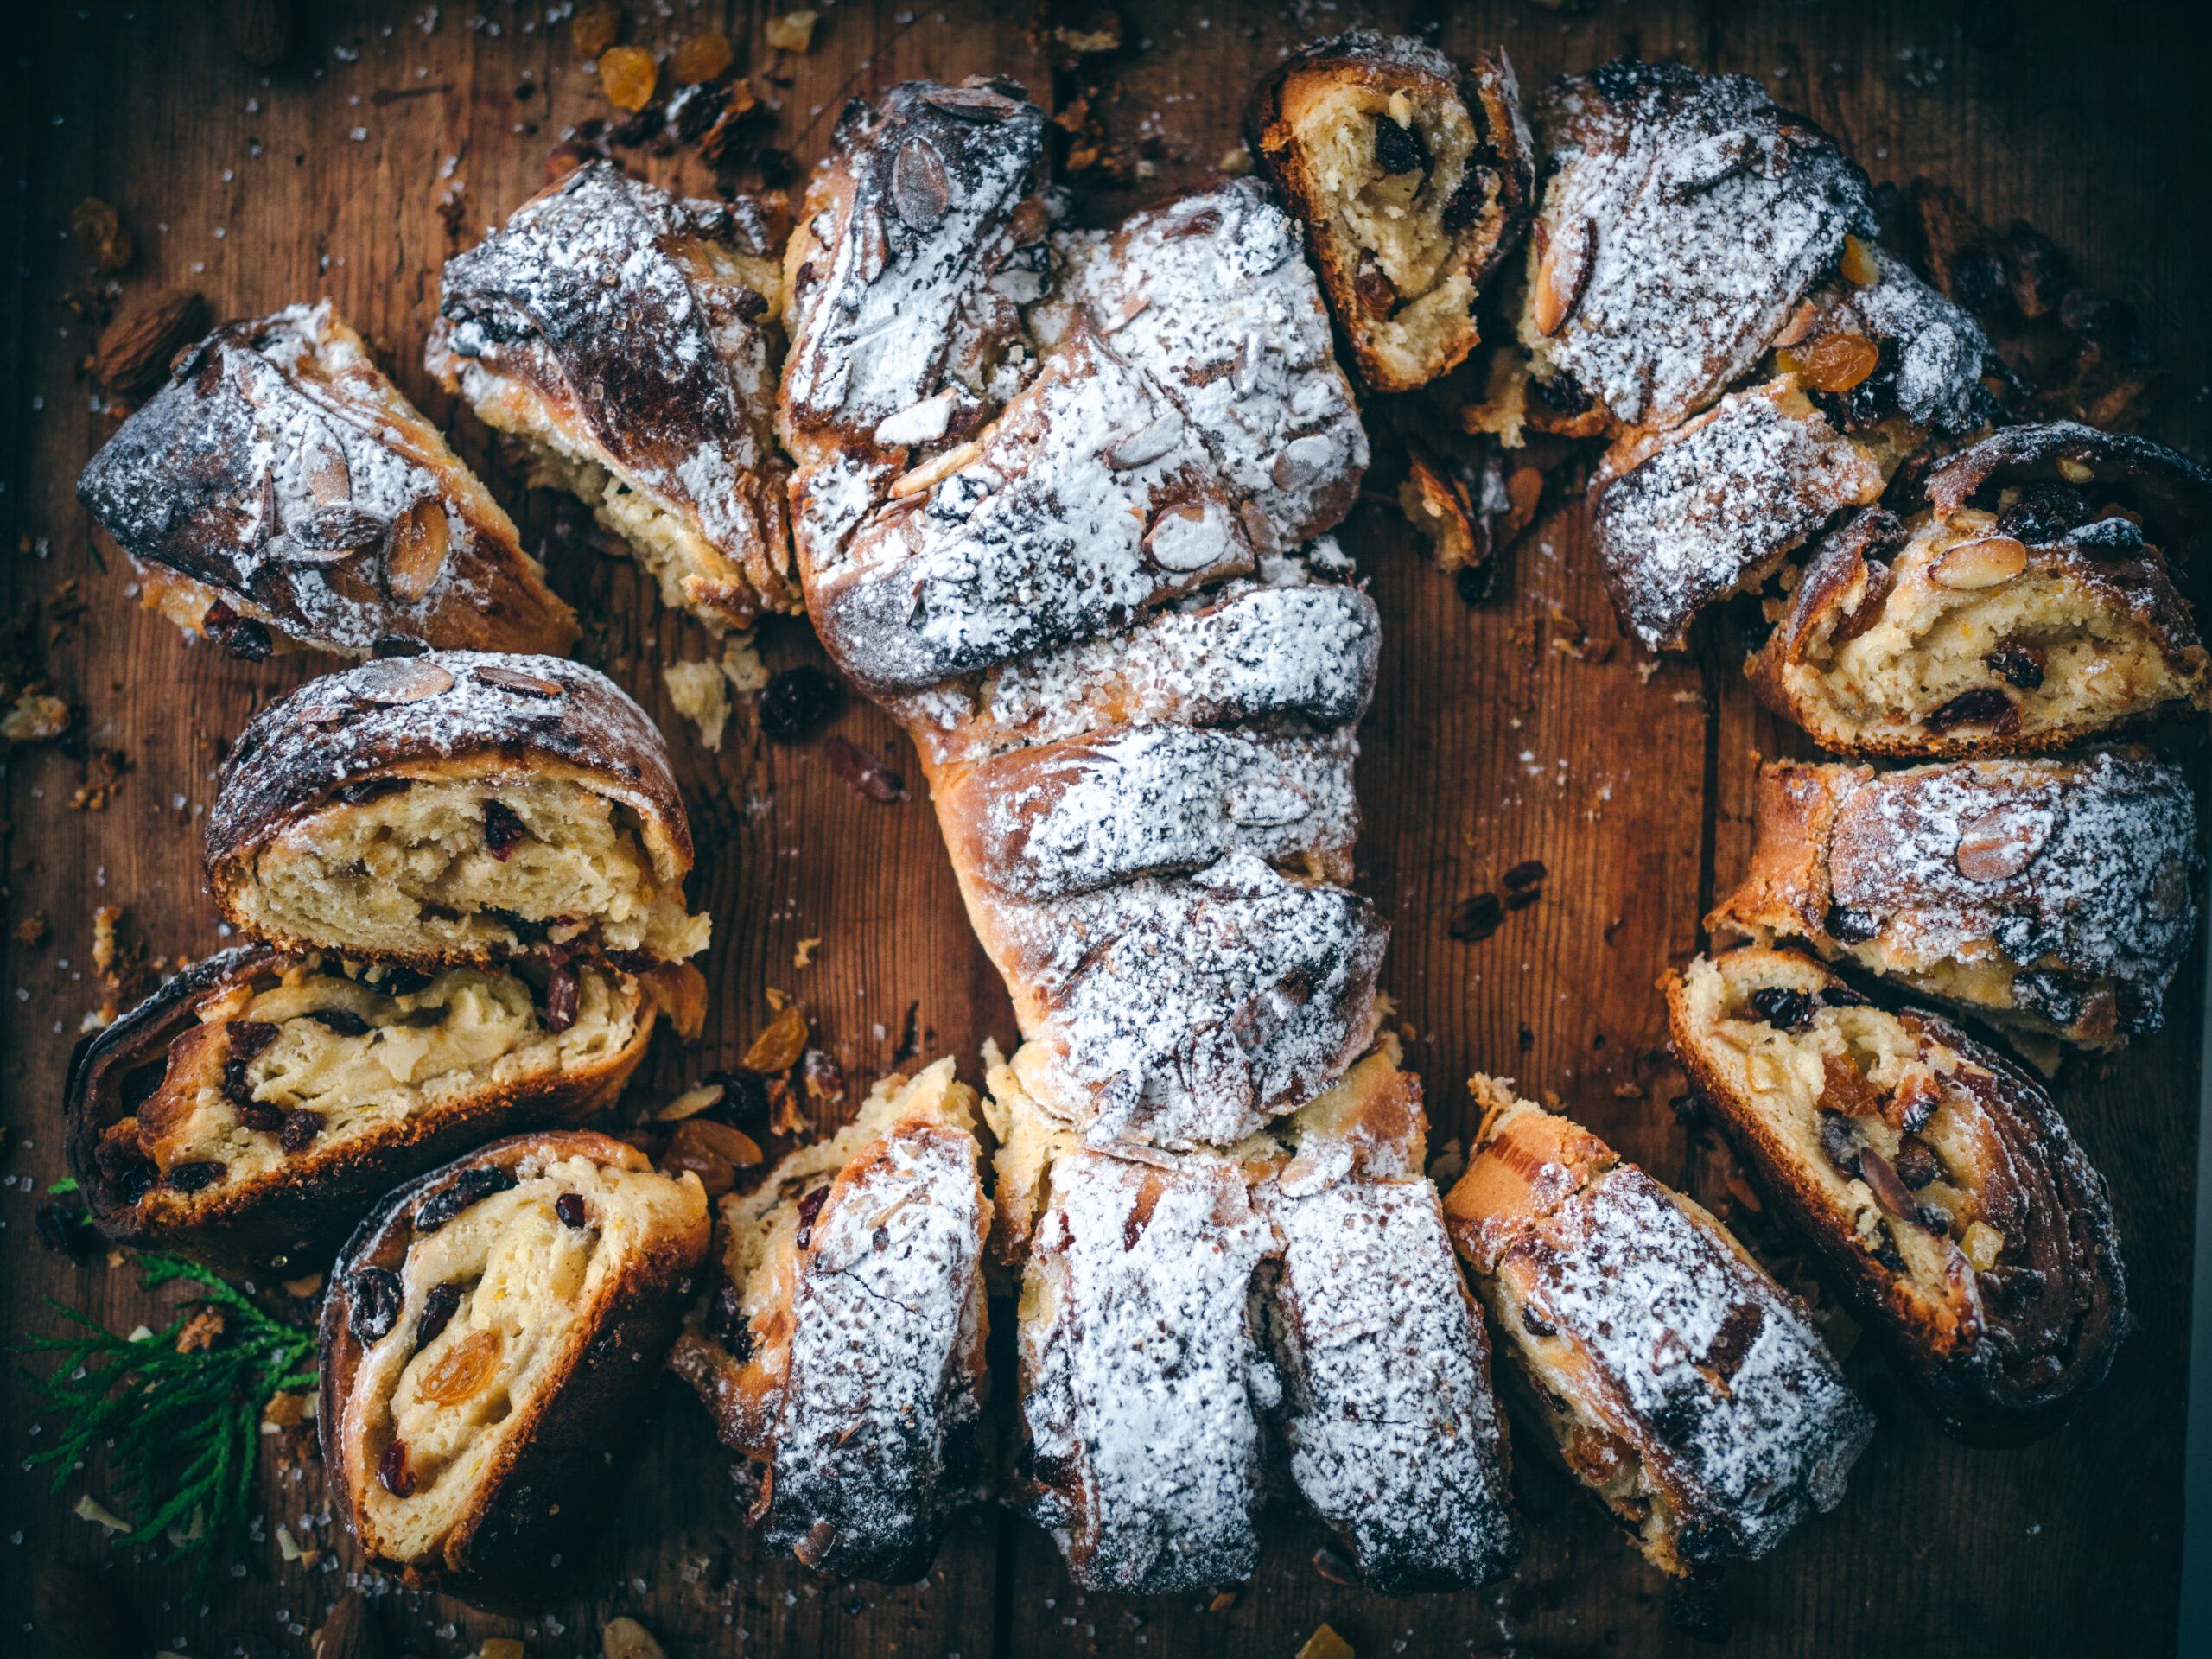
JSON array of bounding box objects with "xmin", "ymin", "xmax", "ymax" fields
[
  {"xmin": 1840, "ymin": 233, "xmax": 1880, "ymax": 287},
  {"xmin": 668, "ymin": 31, "xmax": 734, "ymax": 86},
  {"xmin": 416, "ymin": 1328, "xmax": 502, "ymax": 1405},
  {"xmin": 740, "ymin": 1002, "xmax": 810, "ymax": 1074},
  {"xmin": 1798, "ymin": 332, "xmax": 1880, "ymax": 393},
  {"xmin": 71, "ymin": 198, "xmax": 134, "ymax": 272},
  {"xmin": 598, "ymin": 44, "xmax": 658, "ymax": 111},
  {"xmin": 571, "ymin": 1, "xmax": 622, "ymax": 60}
]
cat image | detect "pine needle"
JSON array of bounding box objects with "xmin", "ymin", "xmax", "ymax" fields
[{"xmin": 16, "ymin": 1253, "xmax": 317, "ymax": 1593}]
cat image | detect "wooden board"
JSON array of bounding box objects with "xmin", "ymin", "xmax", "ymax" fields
[{"xmin": 2, "ymin": 1, "xmax": 2205, "ymax": 1655}]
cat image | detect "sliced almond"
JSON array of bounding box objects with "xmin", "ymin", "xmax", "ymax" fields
[
  {"xmin": 1531, "ymin": 217, "xmax": 1595, "ymax": 338},
  {"xmin": 384, "ymin": 498, "xmax": 451, "ymax": 602},
  {"xmin": 890, "ymin": 440, "xmax": 981, "ymax": 499},
  {"xmin": 1931, "ymin": 536, "xmax": 2027, "ymax": 590},
  {"xmin": 2056, "ymin": 458, "xmax": 2095, "ymax": 484},
  {"xmin": 353, "ymin": 658, "xmax": 455, "ymax": 705},
  {"xmin": 1955, "ymin": 804, "xmax": 2051, "ymax": 883}
]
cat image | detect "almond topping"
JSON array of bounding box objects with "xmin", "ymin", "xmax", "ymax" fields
[
  {"xmin": 1955, "ymin": 804, "xmax": 2051, "ymax": 883},
  {"xmin": 1931, "ymin": 536, "xmax": 2028, "ymax": 590},
  {"xmin": 1531, "ymin": 217, "xmax": 1595, "ymax": 338}
]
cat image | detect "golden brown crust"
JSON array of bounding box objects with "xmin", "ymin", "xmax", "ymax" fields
[
  {"xmin": 320, "ymin": 1132, "xmax": 709, "ymax": 1599},
  {"xmin": 62, "ymin": 948, "xmax": 690, "ymax": 1276},
  {"xmin": 1249, "ymin": 33, "xmax": 1533, "ymax": 393},
  {"xmin": 78, "ymin": 302, "xmax": 578, "ymax": 660},
  {"xmin": 1664, "ymin": 949, "xmax": 2129, "ymax": 1446}
]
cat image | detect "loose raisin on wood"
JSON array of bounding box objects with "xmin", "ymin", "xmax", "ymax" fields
[
  {"xmin": 825, "ymin": 735, "xmax": 906, "ymax": 802},
  {"xmin": 224, "ymin": 619, "xmax": 274, "ymax": 662},
  {"xmin": 414, "ymin": 1165, "xmax": 518, "ymax": 1232},
  {"xmin": 1454, "ymin": 562, "xmax": 1498, "ymax": 606},
  {"xmin": 759, "ymin": 664, "xmax": 840, "ymax": 739},
  {"xmin": 1448, "ymin": 893, "xmax": 1504, "ymax": 941},
  {"xmin": 35, "ymin": 1201, "xmax": 94, "ymax": 1258},
  {"xmin": 481, "ymin": 798, "xmax": 527, "ymax": 860},
  {"xmin": 349, "ymin": 1267, "xmax": 404, "ymax": 1343},
  {"xmin": 416, "ymin": 1281, "xmax": 462, "ymax": 1350},
  {"xmin": 1747, "ymin": 987, "xmax": 1815, "ymax": 1030}
]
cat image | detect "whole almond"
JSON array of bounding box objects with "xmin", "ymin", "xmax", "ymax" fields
[
  {"xmin": 1931, "ymin": 535, "xmax": 2028, "ymax": 590},
  {"xmin": 93, "ymin": 291, "xmax": 208, "ymax": 395}
]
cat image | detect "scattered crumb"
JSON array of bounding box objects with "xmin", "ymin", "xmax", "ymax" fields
[
  {"xmin": 663, "ymin": 660, "xmax": 731, "ymax": 751},
  {"xmin": 69, "ymin": 747, "xmax": 132, "ymax": 810},
  {"xmin": 764, "ymin": 986, "xmax": 787, "ymax": 1011},
  {"xmin": 792, "ymin": 936, "xmax": 819, "ymax": 969},
  {"xmin": 721, "ymin": 630, "xmax": 768, "ymax": 694},
  {"xmin": 765, "ymin": 10, "xmax": 818, "ymax": 52},
  {"xmin": 175, "ymin": 1306, "xmax": 226, "ymax": 1353},
  {"xmin": 13, "ymin": 910, "xmax": 48, "ymax": 948}
]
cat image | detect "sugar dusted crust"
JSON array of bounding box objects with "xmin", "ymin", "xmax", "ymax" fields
[
  {"xmin": 1664, "ymin": 950, "xmax": 2128, "ymax": 1446},
  {"xmin": 206, "ymin": 652, "xmax": 708, "ymax": 969},
  {"xmin": 1444, "ymin": 1083, "xmax": 1872, "ymax": 1573},
  {"xmin": 320, "ymin": 1132, "xmax": 709, "ymax": 1592},
  {"xmin": 1520, "ymin": 59, "xmax": 1873, "ymax": 433},
  {"xmin": 1249, "ymin": 32, "xmax": 1534, "ymax": 393},
  {"xmin": 1709, "ymin": 753, "xmax": 2200, "ymax": 1047},
  {"xmin": 426, "ymin": 162, "xmax": 797, "ymax": 632},
  {"xmin": 78, "ymin": 300, "xmax": 578, "ymax": 658},
  {"xmin": 666, "ymin": 1061, "xmax": 989, "ymax": 1582}
]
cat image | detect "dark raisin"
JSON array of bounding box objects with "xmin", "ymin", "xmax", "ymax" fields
[
  {"xmin": 1993, "ymin": 482, "xmax": 2090, "ymax": 545},
  {"xmin": 486, "ymin": 906, "xmax": 549, "ymax": 946},
  {"xmin": 1503, "ymin": 885, "xmax": 1541, "ymax": 912},
  {"xmin": 1747, "ymin": 987, "xmax": 1815, "ymax": 1031},
  {"xmin": 1669, "ymin": 1092, "xmax": 1705, "ymax": 1128},
  {"xmin": 1949, "ymin": 241, "xmax": 2015, "ymax": 321},
  {"xmin": 349, "ymin": 1267, "xmax": 404, "ymax": 1343},
  {"xmin": 1503, "ymin": 860, "xmax": 1547, "ymax": 889},
  {"xmin": 1985, "ymin": 638, "xmax": 2045, "ymax": 690},
  {"xmin": 824, "ymin": 735, "xmax": 905, "ymax": 802},
  {"xmin": 414, "ymin": 1164, "xmax": 519, "ymax": 1232},
  {"xmin": 758, "ymin": 664, "xmax": 841, "ymax": 740},
  {"xmin": 1030, "ymin": 1450, "xmax": 1081, "ymax": 1489},
  {"xmin": 223, "ymin": 1020, "xmax": 280, "ymax": 1109},
  {"xmin": 1370, "ymin": 112, "xmax": 1429, "ymax": 175},
  {"xmin": 1448, "ymin": 893, "xmax": 1504, "ymax": 942},
  {"xmin": 2072, "ymin": 515, "xmax": 2145, "ymax": 556},
  {"xmin": 1819, "ymin": 984, "xmax": 1872, "ymax": 1007},
  {"xmin": 309, "ymin": 1007, "xmax": 371, "ymax": 1037},
  {"xmin": 1352, "ymin": 255, "xmax": 1397, "ymax": 316},
  {"xmin": 543, "ymin": 961, "xmax": 579, "ymax": 1033},
  {"xmin": 1519, "ymin": 1305, "xmax": 1558, "ymax": 1338},
  {"xmin": 416, "ymin": 1281, "xmax": 462, "ymax": 1349},
  {"xmin": 2059, "ymin": 288, "xmax": 2139, "ymax": 353},
  {"xmin": 1827, "ymin": 906, "xmax": 1883, "ymax": 945},
  {"xmin": 794, "ymin": 1184, "xmax": 830, "ymax": 1250},
  {"xmin": 1531, "ymin": 371, "xmax": 1592, "ymax": 417},
  {"xmin": 1440, "ymin": 164, "xmax": 1497, "ymax": 232},
  {"xmin": 1979, "ymin": 1265, "xmax": 2049, "ymax": 1314},
  {"xmin": 371, "ymin": 634, "xmax": 429, "ymax": 658},
  {"xmin": 225, "ymin": 619, "xmax": 274, "ymax": 662},
  {"xmin": 1872, "ymin": 1222, "xmax": 1909, "ymax": 1274},
  {"xmin": 121, "ymin": 1060, "xmax": 167, "ymax": 1111},
  {"xmin": 235, "ymin": 1099, "xmax": 284, "ymax": 1133},
  {"xmin": 35, "ymin": 1201, "xmax": 94, "ymax": 1259},
  {"xmin": 1818, "ymin": 1109, "xmax": 1863, "ymax": 1179},
  {"xmin": 757, "ymin": 147, "xmax": 794, "ymax": 186},
  {"xmin": 373, "ymin": 965, "xmax": 435, "ymax": 995},
  {"xmin": 704, "ymin": 1071, "xmax": 771, "ymax": 1136},
  {"xmin": 1891, "ymin": 1135, "xmax": 1942, "ymax": 1190},
  {"xmin": 377, "ymin": 1440, "xmax": 416, "ymax": 1497},
  {"xmin": 1925, "ymin": 686, "xmax": 2013, "ymax": 734},
  {"xmin": 481, "ymin": 799, "xmax": 527, "ymax": 860},
  {"xmin": 203, "ymin": 598, "xmax": 238, "ymax": 633},
  {"xmin": 556, "ymin": 1192, "xmax": 588, "ymax": 1229},
  {"xmin": 1453, "ymin": 562, "xmax": 1497, "ymax": 605},
  {"xmin": 2013, "ymin": 969, "xmax": 2092, "ymax": 1029},
  {"xmin": 337, "ymin": 777, "xmax": 412, "ymax": 805},
  {"xmin": 166, "ymin": 1160, "xmax": 227, "ymax": 1192},
  {"xmin": 279, "ymin": 1109, "xmax": 322, "ymax": 1154}
]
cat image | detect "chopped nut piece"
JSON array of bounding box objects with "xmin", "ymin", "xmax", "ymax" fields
[
  {"xmin": 1961, "ymin": 1219, "xmax": 2005, "ymax": 1271},
  {"xmin": 175, "ymin": 1307, "xmax": 226, "ymax": 1353},
  {"xmin": 2, "ymin": 690, "xmax": 72, "ymax": 744},
  {"xmin": 263, "ymin": 1390, "xmax": 309, "ymax": 1428},
  {"xmin": 793, "ymin": 936, "xmax": 819, "ymax": 968},
  {"xmin": 766, "ymin": 10, "xmax": 819, "ymax": 52}
]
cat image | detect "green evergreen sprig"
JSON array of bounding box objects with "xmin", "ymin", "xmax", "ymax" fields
[{"xmin": 17, "ymin": 1252, "xmax": 318, "ymax": 1592}]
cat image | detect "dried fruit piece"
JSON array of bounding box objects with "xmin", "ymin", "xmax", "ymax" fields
[
  {"xmin": 741, "ymin": 1002, "xmax": 810, "ymax": 1074},
  {"xmin": 572, "ymin": 1, "xmax": 622, "ymax": 59},
  {"xmin": 71, "ymin": 198, "xmax": 135, "ymax": 272},
  {"xmin": 1985, "ymin": 638, "xmax": 2045, "ymax": 690},
  {"xmin": 167, "ymin": 1160, "xmax": 227, "ymax": 1192},
  {"xmin": 349, "ymin": 1268, "xmax": 404, "ymax": 1343},
  {"xmin": 1370, "ymin": 111, "xmax": 1428, "ymax": 177},
  {"xmin": 556, "ymin": 1192, "xmax": 590, "ymax": 1228},
  {"xmin": 1961, "ymin": 1219, "xmax": 2005, "ymax": 1271},
  {"xmin": 1931, "ymin": 536, "xmax": 2028, "ymax": 591},
  {"xmin": 482, "ymin": 799, "xmax": 528, "ymax": 861},
  {"xmin": 377, "ymin": 1440, "xmax": 416, "ymax": 1497},
  {"xmin": 413, "ymin": 1165, "xmax": 518, "ymax": 1232},
  {"xmin": 1448, "ymin": 893, "xmax": 1503, "ymax": 941},
  {"xmin": 759, "ymin": 664, "xmax": 840, "ymax": 739},
  {"xmin": 1839, "ymin": 233, "xmax": 1880, "ymax": 287},
  {"xmin": 278, "ymin": 1109, "xmax": 323, "ymax": 1154},
  {"xmin": 416, "ymin": 1282, "xmax": 462, "ymax": 1350},
  {"xmin": 1748, "ymin": 987, "xmax": 1814, "ymax": 1030},
  {"xmin": 599, "ymin": 45, "xmax": 658, "ymax": 111},
  {"xmin": 668, "ymin": 31, "xmax": 734, "ymax": 86},
  {"xmin": 416, "ymin": 1328, "xmax": 502, "ymax": 1405},
  {"xmin": 93, "ymin": 291, "xmax": 208, "ymax": 395},
  {"xmin": 1353, "ymin": 256, "xmax": 1396, "ymax": 316},
  {"xmin": 825, "ymin": 735, "xmax": 906, "ymax": 802},
  {"xmin": 1925, "ymin": 686, "xmax": 2015, "ymax": 734},
  {"xmin": 1798, "ymin": 332, "xmax": 1879, "ymax": 393},
  {"xmin": 766, "ymin": 10, "xmax": 819, "ymax": 53},
  {"xmin": 545, "ymin": 960, "xmax": 580, "ymax": 1033},
  {"xmin": 793, "ymin": 1184, "xmax": 831, "ymax": 1249}
]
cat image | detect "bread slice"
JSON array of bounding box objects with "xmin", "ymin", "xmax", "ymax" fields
[
  {"xmin": 426, "ymin": 162, "xmax": 798, "ymax": 632},
  {"xmin": 1247, "ymin": 1040, "xmax": 1520, "ymax": 1592},
  {"xmin": 1664, "ymin": 948, "xmax": 2127, "ymax": 1445},
  {"xmin": 320, "ymin": 1131, "xmax": 709, "ymax": 1592},
  {"xmin": 666, "ymin": 1059, "xmax": 989, "ymax": 1582},
  {"xmin": 1750, "ymin": 425, "xmax": 2212, "ymax": 753},
  {"xmin": 206, "ymin": 652, "xmax": 708, "ymax": 969},
  {"xmin": 78, "ymin": 300, "xmax": 578, "ymax": 660},
  {"xmin": 986, "ymin": 1054, "xmax": 1272, "ymax": 1593},
  {"xmin": 1708, "ymin": 753, "xmax": 2200, "ymax": 1052},
  {"xmin": 1443, "ymin": 1078, "xmax": 1872, "ymax": 1575},
  {"xmin": 66, "ymin": 947, "xmax": 700, "ymax": 1276},
  {"xmin": 1249, "ymin": 32, "xmax": 1533, "ymax": 393}
]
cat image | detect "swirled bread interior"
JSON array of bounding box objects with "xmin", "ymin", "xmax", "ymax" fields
[
  {"xmin": 124, "ymin": 957, "xmax": 655, "ymax": 1191},
  {"xmin": 352, "ymin": 1150, "xmax": 704, "ymax": 1565},
  {"xmin": 237, "ymin": 776, "xmax": 708, "ymax": 963}
]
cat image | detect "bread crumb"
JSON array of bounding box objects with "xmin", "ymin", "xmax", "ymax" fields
[
  {"xmin": 13, "ymin": 910, "xmax": 48, "ymax": 948},
  {"xmin": 664, "ymin": 660, "xmax": 730, "ymax": 750},
  {"xmin": 721, "ymin": 629, "xmax": 768, "ymax": 694},
  {"xmin": 766, "ymin": 10, "xmax": 817, "ymax": 52},
  {"xmin": 793, "ymin": 936, "xmax": 819, "ymax": 968}
]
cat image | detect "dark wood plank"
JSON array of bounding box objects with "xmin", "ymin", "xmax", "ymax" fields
[{"xmin": 1, "ymin": 1, "xmax": 2203, "ymax": 1656}]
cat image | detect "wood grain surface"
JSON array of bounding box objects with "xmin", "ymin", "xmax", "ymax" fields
[{"xmin": 3, "ymin": 2, "xmax": 2206, "ymax": 1656}]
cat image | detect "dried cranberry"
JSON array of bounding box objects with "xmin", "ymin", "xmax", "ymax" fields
[
  {"xmin": 371, "ymin": 634, "xmax": 430, "ymax": 658},
  {"xmin": 35, "ymin": 1201, "xmax": 94, "ymax": 1259},
  {"xmin": 482, "ymin": 799, "xmax": 528, "ymax": 860},
  {"xmin": 556, "ymin": 1192, "xmax": 588, "ymax": 1229},
  {"xmin": 414, "ymin": 1164, "xmax": 518, "ymax": 1232},
  {"xmin": 416, "ymin": 1281, "xmax": 462, "ymax": 1349},
  {"xmin": 543, "ymin": 961, "xmax": 579, "ymax": 1033},
  {"xmin": 1985, "ymin": 638, "xmax": 2045, "ymax": 690},
  {"xmin": 1448, "ymin": 893, "xmax": 1504, "ymax": 941},
  {"xmin": 279, "ymin": 1109, "xmax": 322, "ymax": 1154},
  {"xmin": 377, "ymin": 1440, "xmax": 416, "ymax": 1497},
  {"xmin": 1925, "ymin": 686, "xmax": 2013, "ymax": 734},
  {"xmin": 349, "ymin": 1267, "xmax": 404, "ymax": 1343},
  {"xmin": 166, "ymin": 1160, "xmax": 226, "ymax": 1193},
  {"xmin": 794, "ymin": 1184, "xmax": 830, "ymax": 1250},
  {"xmin": 1370, "ymin": 112, "xmax": 1429, "ymax": 176},
  {"xmin": 1827, "ymin": 906, "xmax": 1883, "ymax": 944},
  {"xmin": 225, "ymin": 619, "xmax": 274, "ymax": 662},
  {"xmin": 758, "ymin": 665, "xmax": 840, "ymax": 740},
  {"xmin": 309, "ymin": 1007, "xmax": 371, "ymax": 1037},
  {"xmin": 336, "ymin": 777, "xmax": 411, "ymax": 805},
  {"xmin": 1747, "ymin": 987, "xmax": 1815, "ymax": 1031}
]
